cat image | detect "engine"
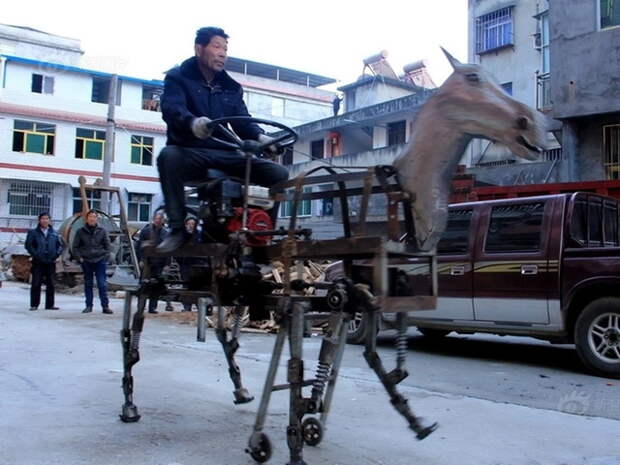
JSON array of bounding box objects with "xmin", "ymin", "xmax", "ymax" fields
[{"xmin": 226, "ymin": 208, "xmax": 273, "ymax": 246}]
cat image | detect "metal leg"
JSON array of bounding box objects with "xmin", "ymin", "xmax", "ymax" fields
[
  {"xmin": 247, "ymin": 315, "xmax": 288, "ymax": 462},
  {"xmin": 286, "ymin": 301, "xmax": 307, "ymax": 465},
  {"xmin": 215, "ymin": 303, "xmax": 253, "ymax": 404},
  {"xmin": 362, "ymin": 309, "xmax": 438, "ymax": 440},
  {"xmin": 319, "ymin": 313, "xmax": 349, "ymax": 429},
  {"xmin": 119, "ymin": 291, "xmax": 146, "ymax": 422}
]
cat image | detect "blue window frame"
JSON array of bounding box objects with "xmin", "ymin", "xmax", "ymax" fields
[{"xmin": 476, "ymin": 7, "xmax": 514, "ymax": 54}]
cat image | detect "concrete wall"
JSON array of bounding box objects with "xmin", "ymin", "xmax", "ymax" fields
[{"xmin": 550, "ymin": 0, "xmax": 620, "ymax": 119}]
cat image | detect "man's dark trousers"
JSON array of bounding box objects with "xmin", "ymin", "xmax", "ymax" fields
[
  {"xmin": 157, "ymin": 146, "xmax": 289, "ymax": 230},
  {"xmin": 82, "ymin": 260, "xmax": 109, "ymax": 309},
  {"xmin": 30, "ymin": 261, "xmax": 55, "ymax": 309}
]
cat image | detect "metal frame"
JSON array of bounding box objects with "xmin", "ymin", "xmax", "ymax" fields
[{"xmin": 118, "ymin": 152, "xmax": 439, "ymax": 465}]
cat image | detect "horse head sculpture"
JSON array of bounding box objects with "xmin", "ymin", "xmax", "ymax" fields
[{"xmin": 393, "ymin": 48, "xmax": 547, "ymax": 251}]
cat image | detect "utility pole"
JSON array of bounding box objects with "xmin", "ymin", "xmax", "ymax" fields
[{"xmin": 101, "ymin": 74, "xmax": 118, "ymax": 213}]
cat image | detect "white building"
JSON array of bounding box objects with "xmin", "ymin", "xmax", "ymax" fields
[
  {"xmin": 466, "ymin": 0, "xmax": 560, "ymax": 173},
  {"xmin": 0, "ymin": 25, "xmax": 335, "ymax": 245},
  {"xmin": 278, "ymin": 53, "xmax": 435, "ymax": 238}
]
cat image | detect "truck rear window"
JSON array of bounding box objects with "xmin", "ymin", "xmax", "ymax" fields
[
  {"xmin": 485, "ymin": 202, "xmax": 544, "ymax": 253},
  {"xmin": 570, "ymin": 196, "xmax": 620, "ymax": 247}
]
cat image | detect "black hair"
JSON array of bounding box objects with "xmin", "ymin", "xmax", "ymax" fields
[
  {"xmin": 195, "ymin": 27, "xmax": 229, "ymax": 46},
  {"xmin": 38, "ymin": 212, "xmax": 50, "ymax": 220},
  {"xmin": 86, "ymin": 209, "xmax": 98, "ymax": 217}
]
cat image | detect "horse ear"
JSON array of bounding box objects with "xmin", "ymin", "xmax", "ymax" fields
[{"xmin": 440, "ymin": 47, "xmax": 463, "ymax": 70}]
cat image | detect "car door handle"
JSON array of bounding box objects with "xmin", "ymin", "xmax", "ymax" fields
[
  {"xmin": 521, "ymin": 264, "xmax": 538, "ymax": 275},
  {"xmin": 450, "ymin": 265, "xmax": 465, "ymax": 276}
]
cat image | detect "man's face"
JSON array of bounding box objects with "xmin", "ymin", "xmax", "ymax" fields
[
  {"xmin": 185, "ymin": 219, "xmax": 196, "ymax": 233},
  {"xmin": 86, "ymin": 213, "xmax": 98, "ymax": 227},
  {"xmin": 195, "ymin": 35, "xmax": 228, "ymax": 74},
  {"xmin": 152, "ymin": 214, "xmax": 163, "ymax": 228},
  {"xmin": 39, "ymin": 215, "xmax": 50, "ymax": 228}
]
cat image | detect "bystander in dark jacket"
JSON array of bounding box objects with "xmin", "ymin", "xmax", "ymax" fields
[
  {"xmin": 72, "ymin": 210, "xmax": 113, "ymax": 314},
  {"xmin": 25, "ymin": 212, "xmax": 63, "ymax": 311},
  {"xmin": 137, "ymin": 212, "xmax": 169, "ymax": 313}
]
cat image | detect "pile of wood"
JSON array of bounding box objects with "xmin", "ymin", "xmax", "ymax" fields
[
  {"xmin": 263, "ymin": 260, "xmax": 328, "ymax": 293},
  {"xmin": 10, "ymin": 255, "xmax": 31, "ymax": 282}
]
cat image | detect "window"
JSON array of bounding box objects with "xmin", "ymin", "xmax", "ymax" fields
[
  {"xmin": 570, "ymin": 195, "xmax": 620, "ymax": 247},
  {"xmin": 72, "ymin": 187, "xmax": 102, "ymax": 214},
  {"xmin": 387, "ymin": 120, "xmax": 406, "ymax": 146},
  {"xmin": 485, "ymin": 202, "xmax": 545, "ymax": 253},
  {"xmin": 75, "ymin": 128, "xmax": 106, "ymax": 160},
  {"xmin": 537, "ymin": 12, "xmax": 552, "ymax": 110},
  {"xmin": 130, "ymin": 135, "xmax": 154, "ymax": 166},
  {"xmin": 12, "ymin": 120, "xmax": 55, "ymax": 155},
  {"xmin": 603, "ymin": 125, "xmax": 620, "ymax": 180},
  {"xmin": 501, "ymin": 82, "xmax": 513, "ymax": 95},
  {"xmin": 475, "ymin": 7, "xmax": 514, "ymax": 54},
  {"xmin": 31, "ymin": 74, "xmax": 54, "ymax": 95},
  {"xmin": 311, "ymin": 139, "xmax": 324, "ymax": 160},
  {"xmin": 8, "ymin": 181, "xmax": 52, "ymax": 216},
  {"xmin": 127, "ymin": 193, "xmax": 152, "ymax": 222},
  {"xmin": 281, "ymin": 147, "xmax": 293, "ymax": 165},
  {"xmin": 142, "ymin": 84, "xmax": 162, "ymax": 111},
  {"xmin": 604, "ymin": 202, "xmax": 619, "ymax": 246},
  {"xmin": 271, "ymin": 97, "xmax": 284, "ymax": 117},
  {"xmin": 91, "ymin": 76, "xmax": 121, "ymax": 105},
  {"xmin": 317, "ymin": 184, "xmax": 334, "ymax": 217},
  {"xmin": 437, "ymin": 209, "xmax": 473, "ymax": 254},
  {"xmin": 601, "ymin": 0, "xmax": 620, "ymax": 28},
  {"xmin": 540, "ymin": 12, "xmax": 550, "ymax": 74},
  {"xmin": 280, "ymin": 187, "xmax": 312, "ymax": 218}
]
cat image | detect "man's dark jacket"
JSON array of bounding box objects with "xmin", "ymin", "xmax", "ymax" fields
[
  {"xmin": 72, "ymin": 224, "xmax": 111, "ymax": 264},
  {"xmin": 136, "ymin": 224, "xmax": 168, "ymax": 267},
  {"xmin": 25, "ymin": 227, "xmax": 63, "ymax": 263},
  {"xmin": 161, "ymin": 56, "xmax": 264, "ymax": 150}
]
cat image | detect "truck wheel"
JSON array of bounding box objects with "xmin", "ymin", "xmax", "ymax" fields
[
  {"xmin": 346, "ymin": 312, "xmax": 378, "ymax": 344},
  {"xmin": 418, "ymin": 327, "xmax": 452, "ymax": 339},
  {"xmin": 575, "ymin": 298, "xmax": 620, "ymax": 379}
]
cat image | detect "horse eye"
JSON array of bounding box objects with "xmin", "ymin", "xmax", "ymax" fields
[{"xmin": 465, "ymin": 73, "xmax": 480, "ymax": 83}]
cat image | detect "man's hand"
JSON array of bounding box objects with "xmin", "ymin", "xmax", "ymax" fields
[
  {"xmin": 258, "ymin": 134, "xmax": 283, "ymax": 157},
  {"xmin": 191, "ymin": 116, "xmax": 213, "ymax": 139}
]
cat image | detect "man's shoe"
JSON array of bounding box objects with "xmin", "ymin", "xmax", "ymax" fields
[
  {"xmin": 165, "ymin": 304, "xmax": 174, "ymax": 312},
  {"xmin": 45, "ymin": 306, "xmax": 60, "ymax": 310},
  {"xmin": 156, "ymin": 229, "xmax": 185, "ymax": 254},
  {"xmin": 102, "ymin": 308, "xmax": 113, "ymax": 314},
  {"xmin": 29, "ymin": 307, "xmax": 38, "ymax": 311},
  {"xmin": 148, "ymin": 309, "xmax": 159, "ymax": 314},
  {"xmin": 82, "ymin": 307, "xmax": 93, "ymax": 313}
]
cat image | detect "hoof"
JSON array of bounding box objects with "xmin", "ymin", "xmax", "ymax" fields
[
  {"xmin": 416, "ymin": 421, "xmax": 438, "ymax": 440},
  {"xmin": 233, "ymin": 388, "xmax": 254, "ymax": 404},
  {"xmin": 119, "ymin": 404, "xmax": 141, "ymax": 423}
]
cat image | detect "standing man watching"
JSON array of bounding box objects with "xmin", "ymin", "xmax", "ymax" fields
[
  {"xmin": 25, "ymin": 212, "xmax": 63, "ymax": 311},
  {"xmin": 136, "ymin": 211, "xmax": 168, "ymax": 314},
  {"xmin": 157, "ymin": 26, "xmax": 288, "ymax": 252},
  {"xmin": 72, "ymin": 210, "xmax": 113, "ymax": 314}
]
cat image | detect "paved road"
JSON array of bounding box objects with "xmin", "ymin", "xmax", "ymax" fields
[{"xmin": 1, "ymin": 282, "xmax": 619, "ymax": 465}]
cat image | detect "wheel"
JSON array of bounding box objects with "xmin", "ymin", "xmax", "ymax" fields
[
  {"xmin": 346, "ymin": 312, "xmax": 378, "ymax": 344},
  {"xmin": 575, "ymin": 298, "xmax": 620, "ymax": 379},
  {"xmin": 302, "ymin": 417, "xmax": 323, "ymax": 446},
  {"xmin": 417, "ymin": 327, "xmax": 452, "ymax": 339},
  {"xmin": 248, "ymin": 432, "xmax": 272, "ymax": 463}
]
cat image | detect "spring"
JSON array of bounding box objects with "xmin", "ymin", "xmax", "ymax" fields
[
  {"xmin": 311, "ymin": 360, "xmax": 331, "ymax": 399},
  {"xmin": 231, "ymin": 309, "xmax": 243, "ymax": 338},
  {"xmin": 396, "ymin": 328, "xmax": 407, "ymax": 368},
  {"xmin": 131, "ymin": 331, "xmax": 142, "ymax": 351}
]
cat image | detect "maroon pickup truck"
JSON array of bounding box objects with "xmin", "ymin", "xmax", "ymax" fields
[{"xmin": 347, "ymin": 192, "xmax": 620, "ymax": 378}]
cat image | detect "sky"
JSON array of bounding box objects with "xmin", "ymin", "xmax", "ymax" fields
[{"xmin": 3, "ymin": 0, "xmax": 468, "ymax": 87}]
